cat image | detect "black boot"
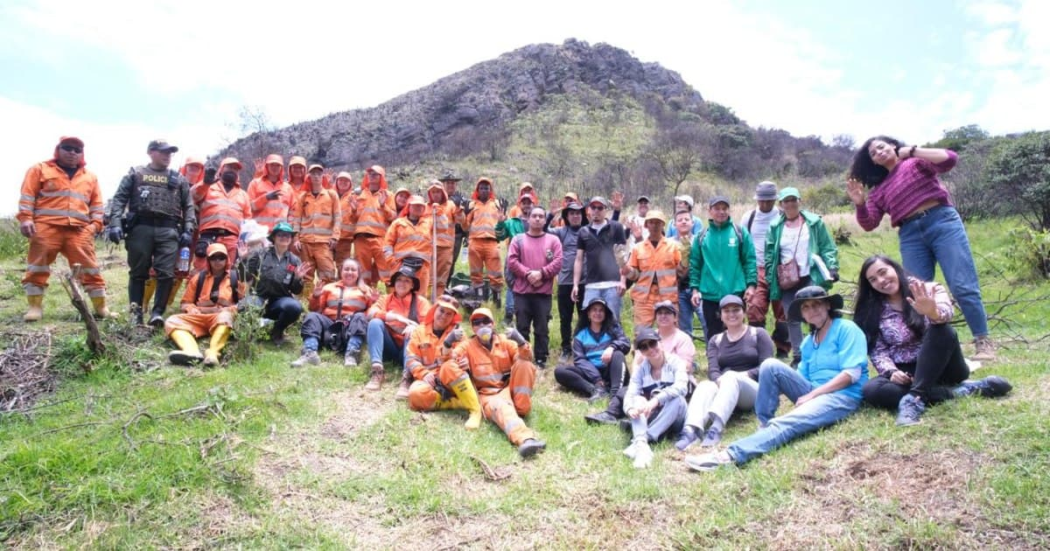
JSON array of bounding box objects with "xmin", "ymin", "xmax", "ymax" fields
[
  {"xmin": 128, "ymin": 278, "xmax": 146, "ymax": 325},
  {"xmin": 149, "ymin": 278, "xmax": 174, "ymax": 327}
]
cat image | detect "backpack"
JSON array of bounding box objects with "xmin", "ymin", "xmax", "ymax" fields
[{"xmin": 193, "ymin": 268, "xmax": 240, "ymax": 305}]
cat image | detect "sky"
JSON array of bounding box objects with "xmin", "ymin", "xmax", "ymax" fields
[{"xmin": 1, "ymin": 0, "xmax": 1045, "ymax": 215}]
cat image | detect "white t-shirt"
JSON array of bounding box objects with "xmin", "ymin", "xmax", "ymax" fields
[{"xmin": 744, "ymin": 208, "xmax": 781, "ymax": 260}]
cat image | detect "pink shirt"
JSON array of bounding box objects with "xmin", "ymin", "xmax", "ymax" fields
[
  {"xmin": 507, "ymin": 232, "xmax": 563, "ymax": 295},
  {"xmin": 856, "ymin": 150, "xmax": 957, "ymax": 229}
]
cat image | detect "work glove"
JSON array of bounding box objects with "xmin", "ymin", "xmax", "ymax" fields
[
  {"xmin": 505, "ymin": 328, "xmax": 527, "ymax": 346},
  {"xmin": 443, "ymin": 327, "xmax": 465, "ymax": 349},
  {"xmin": 266, "ymin": 190, "xmax": 281, "ymax": 200},
  {"xmin": 179, "ymin": 232, "xmax": 193, "ymax": 247},
  {"xmin": 107, "ymin": 226, "xmax": 123, "ymax": 244},
  {"xmin": 203, "ymin": 168, "xmax": 217, "ymax": 185}
]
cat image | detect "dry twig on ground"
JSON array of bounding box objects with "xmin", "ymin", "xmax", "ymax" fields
[{"xmin": 0, "ymin": 332, "xmax": 56, "ymax": 413}]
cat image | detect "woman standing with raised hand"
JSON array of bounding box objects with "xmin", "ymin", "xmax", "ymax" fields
[{"xmin": 847, "ymin": 137, "xmax": 994, "ymax": 362}]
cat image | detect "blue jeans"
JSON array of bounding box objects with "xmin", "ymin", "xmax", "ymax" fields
[
  {"xmin": 583, "ymin": 285, "xmax": 623, "ymax": 322},
  {"xmin": 727, "ymin": 360, "xmax": 859, "ymax": 465},
  {"xmin": 677, "ymin": 288, "xmax": 707, "ymax": 338},
  {"xmin": 367, "ymin": 318, "xmax": 406, "ymax": 367},
  {"xmin": 898, "ymin": 206, "xmax": 988, "ymax": 337}
]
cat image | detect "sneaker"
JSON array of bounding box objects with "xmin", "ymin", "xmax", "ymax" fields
[
  {"xmin": 674, "ymin": 426, "xmax": 700, "ymax": 452},
  {"xmin": 291, "ymin": 350, "xmax": 321, "ymax": 368},
  {"xmin": 344, "ymin": 348, "xmax": 359, "ymax": 368},
  {"xmin": 586, "ymin": 385, "xmax": 610, "ymax": 404},
  {"xmin": 972, "ymin": 336, "xmax": 996, "ymax": 363},
  {"xmin": 395, "ymin": 373, "xmax": 412, "ymax": 400},
  {"xmin": 518, "ymin": 438, "xmax": 546, "ymax": 459},
  {"xmin": 953, "ymin": 376, "xmax": 1013, "ymax": 399},
  {"xmin": 148, "ymin": 313, "xmax": 165, "ymax": 328},
  {"xmin": 700, "ymin": 427, "xmax": 724, "ymax": 448},
  {"xmin": 365, "ymin": 365, "xmax": 385, "ymax": 391},
  {"xmin": 584, "ymin": 411, "xmax": 619, "ymax": 425},
  {"xmin": 622, "ymin": 440, "xmax": 639, "ymax": 460},
  {"xmin": 632, "ymin": 440, "xmax": 654, "ymax": 469},
  {"xmin": 895, "ymin": 394, "xmax": 925, "ymax": 427},
  {"xmin": 685, "ymin": 451, "xmax": 734, "ymax": 472}
]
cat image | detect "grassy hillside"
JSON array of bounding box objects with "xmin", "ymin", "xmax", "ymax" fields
[{"xmin": 0, "ymin": 215, "xmax": 1047, "ymax": 549}]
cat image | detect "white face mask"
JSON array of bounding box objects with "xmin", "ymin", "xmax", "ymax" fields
[{"xmin": 476, "ymin": 326, "xmax": 493, "ymax": 343}]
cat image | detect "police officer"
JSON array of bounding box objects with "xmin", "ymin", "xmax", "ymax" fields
[{"xmin": 107, "ymin": 139, "xmax": 196, "ymax": 326}]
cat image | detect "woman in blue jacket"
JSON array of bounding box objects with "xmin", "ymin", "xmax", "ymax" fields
[{"xmin": 555, "ymin": 297, "xmax": 631, "ymax": 403}]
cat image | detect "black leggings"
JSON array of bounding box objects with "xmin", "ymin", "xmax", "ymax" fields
[
  {"xmin": 862, "ymin": 324, "xmax": 970, "ymax": 409},
  {"xmin": 557, "ymin": 283, "xmax": 584, "ymax": 355},
  {"xmin": 554, "ymin": 351, "xmax": 626, "ymax": 397}
]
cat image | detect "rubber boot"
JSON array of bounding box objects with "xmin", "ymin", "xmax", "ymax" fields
[
  {"xmin": 151, "ymin": 278, "xmax": 175, "ymax": 319},
  {"xmin": 365, "ymin": 363, "xmax": 385, "ymax": 391},
  {"xmin": 168, "ymin": 329, "xmax": 203, "ymax": 365},
  {"xmin": 167, "ymin": 279, "xmax": 184, "ymax": 308},
  {"xmin": 24, "ymin": 295, "xmax": 44, "ymax": 322},
  {"xmin": 91, "ymin": 296, "xmax": 113, "ymax": 320},
  {"xmin": 203, "ymin": 325, "xmax": 231, "ymax": 367},
  {"xmin": 128, "ymin": 278, "xmax": 146, "ymax": 324},
  {"xmin": 450, "ymin": 375, "xmax": 482, "ymax": 430},
  {"xmin": 142, "ymin": 277, "xmax": 157, "ymax": 314}
]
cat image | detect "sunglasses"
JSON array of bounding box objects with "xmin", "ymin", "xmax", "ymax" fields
[
  {"xmin": 590, "ymin": 205, "xmax": 606, "ymax": 211},
  {"xmin": 636, "ymin": 340, "xmax": 658, "ymax": 352},
  {"xmin": 60, "ymin": 145, "xmax": 83, "ymax": 154},
  {"xmin": 209, "ymin": 255, "xmax": 228, "ymax": 262},
  {"xmin": 471, "ymin": 318, "xmax": 493, "ymax": 327}
]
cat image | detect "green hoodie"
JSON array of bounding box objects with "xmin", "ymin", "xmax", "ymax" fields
[
  {"xmin": 764, "ymin": 210, "xmax": 838, "ymax": 300},
  {"xmin": 688, "ymin": 217, "xmax": 758, "ymax": 300}
]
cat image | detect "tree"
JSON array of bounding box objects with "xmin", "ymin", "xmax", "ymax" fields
[
  {"xmin": 985, "ymin": 131, "xmax": 1050, "ymax": 231},
  {"xmin": 645, "ymin": 121, "xmax": 711, "ymax": 197},
  {"xmin": 930, "ymin": 124, "xmax": 990, "ymax": 152}
]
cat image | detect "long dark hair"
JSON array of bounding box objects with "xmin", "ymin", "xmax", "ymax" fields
[
  {"xmin": 853, "ymin": 255, "xmax": 926, "ymax": 352},
  {"xmin": 575, "ymin": 300, "xmax": 616, "ymax": 338},
  {"xmin": 848, "ymin": 135, "xmax": 905, "ymax": 188}
]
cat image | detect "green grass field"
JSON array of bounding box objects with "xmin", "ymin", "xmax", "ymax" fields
[{"xmin": 1, "ymin": 214, "xmax": 1048, "ymax": 549}]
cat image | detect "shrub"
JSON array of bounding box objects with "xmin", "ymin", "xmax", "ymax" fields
[
  {"xmin": 0, "ymin": 218, "xmax": 27, "ymax": 261},
  {"xmin": 1003, "ymin": 226, "xmax": 1050, "ymax": 281}
]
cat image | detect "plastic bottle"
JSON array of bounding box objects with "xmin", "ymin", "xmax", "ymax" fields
[{"xmin": 177, "ymin": 246, "xmax": 191, "ymax": 272}]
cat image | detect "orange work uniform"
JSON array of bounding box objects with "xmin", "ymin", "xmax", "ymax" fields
[
  {"xmin": 308, "ymin": 280, "xmax": 374, "ymax": 317},
  {"xmin": 405, "ymin": 321, "xmax": 461, "ymax": 411},
  {"xmin": 246, "ymin": 155, "xmax": 294, "ymax": 232},
  {"xmin": 334, "ymin": 187, "xmax": 357, "ymax": 267},
  {"xmin": 464, "ymin": 178, "xmax": 503, "ymax": 290},
  {"xmin": 192, "ymin": 161, "xmax": 252, "ymax": 270},
  {"xmin": 440, "ymin": 335, "xmax": 537, "ymax": 445},
  {"xmin": 367, "ymin": 292, "xmax": 432, "ymax": 348},
  {"xmin": 627, "ymin": 237, "xmax": 681, "ymax": 327},
  {"xmin": 164, "ymin": 269, "xmax": 237, "ymax": 337},
  {"xmin": 349, "ymin": 178, "xmax": 396, "ymax": 285},
  {"xmin": 383, "ymin": 215, "xmax": 433, "ymax": 297},
  {"xmin": 18, "ymin": 158, "xmax": 106, "ymax": 299},
  {"xmin": 292, "ymin": 188, "xmax": 341, "ymax": 285},
  {"xmin": 426, "ymin": 183, "xmax": 463, "ymax": 298}
]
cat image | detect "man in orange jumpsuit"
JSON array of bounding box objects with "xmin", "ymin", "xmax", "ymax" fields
[
  {"xmin": 333, "ymin": 172, "xmax": 356, "ymax": 267},
  {"xmin": 246, "ymin": 154, "xmax": 294, "ymax": 232},
  {"xmin": 192, "ymin": 158, "xmax": 251, "ymax": 272},
  {"xmin": 165, "ymin": 243, "xmax": 237, "ymax": 367},
  {"xmin": 464, "ymin": 177, "xmax": 504, "ymax": 308},
  {"xmin": 384, "ymin": 194, "xmax": 433, "ymax": 298},
  {"xmin": 291, "ymin": 164, "xmax": 341, "ymax": 297},
  {"xmin": 623, "ymin": 211, "xmax": 681, "ymax": 327},
  {"xmin": 18, "ymin": 136, "xmax": 110, "ymax": 321},
  {"xmin": 441, "ymin": 308, "xmax": 546, "ymax": 458},
  {"xmin": 348, "ymin": 165, "xmax": 395, "ymax": 286},
  {"xmin": 405, "ymin": 298, "xmax": 480, "ymax": 426},
  {"xmin": 426, "ymin": 181, "xmax": 463, "ymax": 299}
]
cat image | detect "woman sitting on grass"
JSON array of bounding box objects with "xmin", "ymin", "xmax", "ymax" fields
[
  {"xmin": 686, "ymin": 286, "xmax": 867, "ymax": 472},
  {"xmin": 166, "ymin": 244, "xmax": 239, "ymax": 367},
  {"xmin": 854, "ymin": 255, "xmax": 1011, "ymax": 426},
  {"xmin": 622, "ymin": 327, "xmax": 690, "ymax": 469},
  {"xmin": 675, "ymin": 295, "xmax": 773, "ymax": 451},
  {"xmin": 291, "ymin": 258, "xmax": 378, "ymax": 368},
  {"xmin": 554, "ymin": 297, "xmax": 631, "ymax": 403}
]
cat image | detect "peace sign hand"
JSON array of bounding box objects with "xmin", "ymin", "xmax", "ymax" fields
[
  {"xmin": 846, "ymin": 178, "xmax": 866, "ymax": 207},
  {"xmin": 906, "ymin": 280, "xmax": 939, "ymax": 320}
]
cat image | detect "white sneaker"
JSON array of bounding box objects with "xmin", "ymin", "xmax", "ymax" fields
[
  {"xmin": 632, "ymin": 441, "xmax": 653, "ymax": 469},
  {"xmin": 622, "ymin": 440, "xmax": 639, "ymax": 460},
  {"xmin": 291, "ymin": 350, "xmax": 320, "ymax": 368}
]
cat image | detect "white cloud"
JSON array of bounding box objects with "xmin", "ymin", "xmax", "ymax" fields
[
  {"xmin": 965, "ymin": 1, "xmax": 1019, "ymax": 25},
  {"xmin": 972, "ymin": 28, "xmax": 1022, "ymax": 67}
]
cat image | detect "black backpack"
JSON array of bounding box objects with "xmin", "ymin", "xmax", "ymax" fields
[{"xmin": 193, "ymin": 268, "xmax": 240, "ymax": 305}]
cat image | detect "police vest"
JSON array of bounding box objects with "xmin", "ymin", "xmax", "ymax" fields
[{"xmin": 129, "ymin": 167, "xmax": 185, "ymax": 220}]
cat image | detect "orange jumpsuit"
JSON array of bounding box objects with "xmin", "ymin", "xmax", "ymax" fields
[
  {"xmin": 334, "ymin": 188, "xmax": 357, "ymax": 267},
  {"xmin": 441, "ymin": 335, "xmax": 537, "ymax": 445},
  {"xmin": 192, "ymin": 164, "xmax": 252, "ymax": 270},
  {"xmin": 367, "ymin": 292, "xmax": 433, "ymax": 349},
  {"xmin": 18, "ymin": 159, "xmax": 106, "ymax": 298},
  {"xmin": 292, "ymin": 188, "xmax": 341, "ymax": 285},
  {"xmin": 383, "ymin": 215, "xmax": 433, "ymax": 296},
  {"xmin": 627, "ymin": 237, "xmax": 681, "ymax": 327},
  {"xmin": 246, "ymin": 156, "xmax": 294, "ymax": 232},
  {"xmin": 426, "ymin": 183, "xmax": 463, "ymax": 298},
  {"xmin": 308, "ymin": 280, "xmax": 374, "ymax": 317},
  {"xmin": 349, "ymin": 183, "xmax": 396, "ymax": 286},
  {"xmin": 164, "ymin": 269, "xmax": 237, "ymax": 337},
  {"xmin": 464, "ymin": 179, "xmax": 503, "ymax": 290},
  {"xmin": 405, "ymin": 320, "xmax": 461, "ymax": 411}
]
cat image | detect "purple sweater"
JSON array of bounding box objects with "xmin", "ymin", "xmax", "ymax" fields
[
  {"xmin": 507, "ymin": 232, "xmax": 563, "ymax": 295},
  {"xmin": 856, "ymin": 150, "xmax": 957, "ymax": 230}
]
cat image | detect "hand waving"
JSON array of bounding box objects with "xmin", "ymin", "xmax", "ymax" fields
[
  {"xmin": 906, "ymin": 280, "xmax": 939, "ymax": 320},
  {"xmin": 846, "ymin": 178, "xmax": 866, "ymax": 206}
]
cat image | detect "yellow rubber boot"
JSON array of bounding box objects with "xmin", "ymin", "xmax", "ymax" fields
[
  {"xmin": 168, "ymin": 329, "xmax": 203, "ymax": 365},
  {"xmin": 204, "ymin": 325, "xmax": 231, "ymax": 366},
  {"xmin": 167, "ymin": 279, "xmax": 184, "ymax": 308},
  {"xmin": 450, "ymin": 375, "xmax": 483, "ymax": 430},
  {"xmin": 302, "ymin": 279, "xmax": 315, "ymax": 303},
  {"xmin": 24, "ymin": 295, "xmax": 44, "ymax": 322},
  {"xmin": 142, "ymin": 277, "xmax": 157, "ymax": 314},
  {"xmin": 91, "ymin": 296, "xmax": 113, "ymax": 319}
]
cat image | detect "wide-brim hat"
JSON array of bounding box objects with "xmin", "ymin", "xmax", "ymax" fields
[
  {"xmin": 439, "ymin": 171, "xmax": 461, "ymax": 182},
  {"xmin": 787, "ymin": 285, "xmax": 844, "ymax": 322},
  {"xmin": 390, "ymin": 265, "xmax": 421, "ymax": 292},
  {"xmin": 584, "ymin": 296, "xmax": 612, "ymax": 317}
]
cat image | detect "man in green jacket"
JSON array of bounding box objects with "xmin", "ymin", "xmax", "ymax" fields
[{"xmin": 689, "ymin": 196, "xmax": 758, "ymax": 341}]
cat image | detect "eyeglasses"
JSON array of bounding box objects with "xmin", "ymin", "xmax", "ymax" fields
[
  {"xmin": 590, "ymin": 205, "xmax": 606, "ymax": 211},
  {"xmin": 636, "ymin": 340, "xmax": 658, "ymax": 352},
  {"xmin": 471, "ymin": 318, "xmax": 493, "ymax": 327},
  {"xmin": 59, "ymin": 145, "xmax": 83, "ymax": 154}
]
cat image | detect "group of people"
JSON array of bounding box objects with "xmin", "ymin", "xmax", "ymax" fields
[{"xmin": 16, "ymin": 134, "xmax": 1010, "ymax": 463}]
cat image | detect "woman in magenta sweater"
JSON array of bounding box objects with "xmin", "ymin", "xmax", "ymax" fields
[{"xmin": 846, "ymin": 137, "xmax": 994, "ymax": 362}]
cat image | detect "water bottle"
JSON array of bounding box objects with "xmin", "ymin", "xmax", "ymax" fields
[{"xmin": 177, "ymin": 246, "xmax": 191, "ymax": 272}]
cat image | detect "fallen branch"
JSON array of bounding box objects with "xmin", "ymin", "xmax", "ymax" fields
[
  {"xmin": 469, "ymin": 455, "xmax": 512, "ymax": 482},
  {"xmin": 59, "ymin": 264, "xmax": 104, "ymax": 361},
  {"xmin": 122, "ymin": 410, "xmax": 155, "ymax": 450}
]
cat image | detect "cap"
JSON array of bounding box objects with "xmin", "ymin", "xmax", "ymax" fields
[
  {"xmin": 564, "ymin": 192, "xmax": 580, "ymax": 202},
  {"xmin": 719, "ymin": 295, "xmax": 744, "ymax": 309},
  {"xmin": 147, "ymin": 139, "xmax": 178, "ymax": 153},
  {"xmin": 367, "ymin": 165, "xmax": 386, "ymax": 176},
  {"xmin": 308, "ymin": 164, "xmax": 324, "ymax": 173},
  {"xmin": 654, "ymin": 300, "xmax": 678, "ymax": 315},
  {"xmin": 288, "ymin": 156, "xmax": 307, "ymax": 168},
  {"xmin": 565, "ymin": 201, "xmax": 585, "ymax": 211},
  {"xmin": 708, "ymin": 195, "xmax": 730, "ymax": 208},
  {"xmin": 589, "ymin": 196, "xmax": 611, "ymax": 208},
  {"xmin": 584, "ymin": 296, "xmax": 609, "ymax": 311},
  {"xmin": 182, "ymin": 156, "xmax": 205, "ymax": 167},
  {"xmin": 518, "ymin": 193, "xmax": 536, "ymax": 205},
  {"xmin": 787, "ymin": 286, "xmax": 844, "ymax": 322},
  {"xmin": 644, "ymin": 210, "xmax": 668, "ymax": 225},
  {"xmin": 518, "ymin": 182, "xmax": 535, "ymax": 194},
  {"xmin": 206, "ymin": 243, "xmax": 228, "ymax": 258},
  {"xmin": 269, "ymin": 221, "xmax": 297, "ymax": 239},
  {"xmin": 633, "ymin": 326, "xmax": 661, "ymax": 347},
  {"xmin": 336, "ymin": 171, "xmax": 353, "ymax": 182},
  {"xmin": 434, "ymin": 297, "xmax": 460, "ymax": 314},
  {"xmin": 674, "ymin": 195, "xmax": 695, "ymax": 208},
  {"xmin": 637, "ymin": 195, "xmax": 651, "ymax": 203},
  {"xmin": 779, "ymin": 187, "xmax": 801, "ymax": 201},
  {"xmin": 408, "ymin": 195, "xmax": 427, "ymax": 206},
  {"xmin": 469, "ymin": 307, "xmax": 495, "ymax": 324},
  {"xmin": 219, "ymin": 157, "xmax": 243, "ymax": 170},
  {"xmin": 265, "ymin": 154, "xmax": 284, "ymax": 166},
  {"xmin": 754, "ymin": 181, "xmax": 778, "ymax": 201},
  {"xmin": 59, "ymin": 136, "xmax": 85, "ymax": 148},
  {"xmin": 439, "ymin": 170, "xmax": 461, "ymax": 182}
]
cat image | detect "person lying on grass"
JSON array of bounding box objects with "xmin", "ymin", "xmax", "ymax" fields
[
  {"xmin": 676, "ymin": 295, "xmax": 773, "ymax": 451},
  {"xmin": 686, "ymin": 286, "xmax": 867, "ymax": 472},
  {"xmin": 853, "ymin": 255, "xmax": 1011, "ymax": 426},
  {"xmin": 622, "ymin": 327, "xmax": 689, "ymax": 469},
  {"xmin": 554, "ymin": 297, "xmax": 630, "ymax": 404}
]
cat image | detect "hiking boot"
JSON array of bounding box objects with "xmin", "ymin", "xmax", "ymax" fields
[
  {"xmin": 972, "ymin": 336, "xmax": 997, "ymax": 363},
  {"xmin": 700, "ymin": 427, "xmax": 724, "ymax": 448},
  {"xmin": 685, "ymin": 451, "xmax": 734, "ymax": 473},
  {"xmin": 586, "ymin": 384, "xmax": 610, "ymax": 404},
  {"xmin": 148, "ymin": 313, "xmax": 165, "ymax": 328},
  {"xmin": 130, "ymin": 304, "xmax": 144, "ymax": 326},
  {"xmin": 394, "ymin": 373, "xmax": 412, "ymax": 400},
  {"xmin": 584, "ymin": 411, "xmax": 619, "ymax": 425},
  {"xmin": 343, "ymin": 348, "xmax": 359, "ymax": 368},
  {"xmin": 291, "ymin": 350, "xmax": 321, "ymax": 368},
  {"xmin": 365, "ymin": 364, "xmax": 385, "ymax": 391},
  {"xmin": 270, "ymin": 327, "xmax": 287, "ymax": 347},
  {"xmin": 518, "ymin": 438, "xmax": 546, "ymax": 459},
  {"xmin": 675, "ymin": 426, "xmax": 699, "ymax": 452},
  {"xmin": 632, "ymin": 439, "xmax": 654, "ymax": 469},
  {"xmin": 895, "ymin": 394, "xmax": 925, "ymax": 427},
  {"xmin": 953, "ymin": 376, "xmax": 1013, "ymax": 399}
]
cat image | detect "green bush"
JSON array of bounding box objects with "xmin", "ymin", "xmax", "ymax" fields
[
  {"xmin": 1003, "ymin": 227, "xmax": 1050, "ymax": 281},
  {"xmin": 806, "ymin": 181, "xmax": 852, "ymax": 213},
  {"xmin": 0, "ymin": 218, "xmax": 27, "ymax": 261}
]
